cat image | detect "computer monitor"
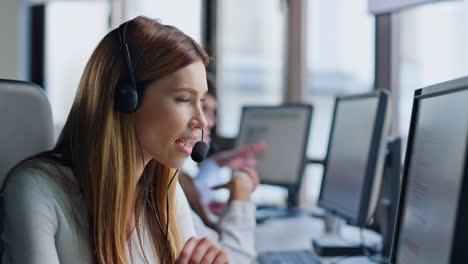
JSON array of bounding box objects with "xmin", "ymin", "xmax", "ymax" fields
[
  {"xmin": 312, "ymin": 90, "xmax": 391, "ymax": 257},
  {"xmin": 317, "ymin": 90, "xmax": 391, "ymax": 227},
  {"xmin": 390, "ymin": 77, "xmax": 468, "ymax": 264},
  {"xmin": 318, "ymin": 137, "xmax": 401, "ymax": 262},
  {"xmin": 236, "ymin": 104, "xmax": 313, "ymax": 206}
]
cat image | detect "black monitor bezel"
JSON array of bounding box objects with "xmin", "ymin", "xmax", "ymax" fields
[
  {"xmin": 390, "ymin": 77, "xmax": 468, "ymax": 264},
  {"xmin": 236, "ymin": 104, "xmax": 313, "ymax": 191},
  {"xmin": 380, "ymin": 136, "xmax": 402, "ymax": 257},
  {"xmin": 317, "ymin": 90, "xmax": 389, "ymax": 226}
]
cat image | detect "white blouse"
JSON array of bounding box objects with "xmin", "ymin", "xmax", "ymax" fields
[{"xmin": 1, "ymin": 165, "xmax": 195, "ymax": 264}]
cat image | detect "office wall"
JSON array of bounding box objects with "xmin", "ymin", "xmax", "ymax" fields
[{"xmin": 0, "ymin": 0, "xmax": 30, "ymax": 80}]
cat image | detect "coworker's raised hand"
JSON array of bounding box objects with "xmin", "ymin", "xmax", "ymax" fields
[
  {"xmin": 175, "ymin": 236, "xmax": 229, "ymax": 264},
  {"xmin": 211, "ymin": 141, "xmax": 268, "ymax": 169},
  {"xmin": 211, "ymin": 167, "xmax": 259, "ymax": 201}
]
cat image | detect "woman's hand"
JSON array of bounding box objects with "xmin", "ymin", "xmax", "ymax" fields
[
  {"xmin": 175, "ymin": 236, "xmax": 229, "ymax": 264},
  {"xmin": 211, "ymin": 167, "xmax": 259, "ymax": 201}
]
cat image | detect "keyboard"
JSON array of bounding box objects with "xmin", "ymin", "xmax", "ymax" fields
[
  {"xmin": 258, "ymin": 249, "xmax": 322, "ymax": 264},
  {"xmin": 256, "ymin": 207, "xmax": 302, "ymax": 224}
]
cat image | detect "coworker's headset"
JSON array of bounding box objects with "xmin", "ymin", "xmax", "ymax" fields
[{"xmin": 114, "ymin": 21, "xmax": 208, "ymax": 162}]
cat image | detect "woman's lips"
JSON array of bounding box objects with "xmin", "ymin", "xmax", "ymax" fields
[{"xmin": 175, "ymin": 139, "xmax": 194, "ymax": 155}]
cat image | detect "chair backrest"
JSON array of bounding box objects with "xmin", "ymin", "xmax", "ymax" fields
[{"xmin": 0, "ymin": 79, "xmax": 54, "ymax": 189}]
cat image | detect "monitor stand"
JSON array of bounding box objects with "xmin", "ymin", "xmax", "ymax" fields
[{"xmin": 311, "ymin": 213, "xmax": 367, "ymax": 257}]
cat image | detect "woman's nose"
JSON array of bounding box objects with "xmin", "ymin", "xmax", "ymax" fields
[{"xmin": 190, "ymin": 108, "xmax": 208, "ymax": 130}]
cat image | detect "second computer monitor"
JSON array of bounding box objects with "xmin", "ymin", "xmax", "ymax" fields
[
  {"xmin": 317, "ymin": 90, "xmax": 391, "ymax": 227},
  {"xmin": 390, "ymin": 77, "xmax": 468, "ymax": 264},
  {"xmin": 236, "ymin": 105, "xmax": 313, "ymax": 189}
]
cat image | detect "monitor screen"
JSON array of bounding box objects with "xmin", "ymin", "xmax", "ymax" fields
[
  {"xmin": 318, "ymin": 91, "xmax": 389, "ymax": 225},
  {"xmin": 236, "ymin": 105, "xmax": 312, "ymax": 186},
  {"xmin": 393, "ymin": 87, "xmax": 468, "ymax": 264}
]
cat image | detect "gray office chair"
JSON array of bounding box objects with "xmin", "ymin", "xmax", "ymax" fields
[
  {"xmin": 0, "ymin": 79, "xmax": 54, "ymax": 262},
  {"xmin": 0, "ymin": 79, "xmax": 54, "ymax": 188}
]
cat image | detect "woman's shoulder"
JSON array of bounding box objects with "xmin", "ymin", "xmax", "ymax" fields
[
  {"xmin": 174, "ymin": 181, "xmax": 196, "ymax": 242},
  {"xmin": 3, "ymin": 160, "xmax": 75, "ymax": 203},
  {"xmin": 5, "ymin": 163, "xmax": 52, "ymax": 190},
  {"xmin": 174, "ymin": 181, "xmax": 191, "ymax": 212}
]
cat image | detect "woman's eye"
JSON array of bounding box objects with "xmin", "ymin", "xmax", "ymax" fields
[{"xmin": 176, "ymin": 98, "xmax": 189, "ymax": 102}]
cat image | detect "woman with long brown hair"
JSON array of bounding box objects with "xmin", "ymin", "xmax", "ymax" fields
[{"xmin": 1, "ymin": 16, "xmax": 228, "ymax": 264}]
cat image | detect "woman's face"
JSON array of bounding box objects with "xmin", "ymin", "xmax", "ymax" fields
[{"xmin": 134, "ymin": 61, "xmax": 208, "ymax": 168}]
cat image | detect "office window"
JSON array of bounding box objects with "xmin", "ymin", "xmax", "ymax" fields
[
  {"xmin": 398, "ymin": 1, "xmax": 468, "ymax": 148},
  {"xmin": 303, "ymin": 0, "xmax": 375, "ymax": 204},
  {"xmin": 137, "ymin": 0, "xmax": 202, "ymax": 43},
  {"xmin": 217, "ymin": 0, "xmax": 286, "ymax": 137},
  {"xmin": 45, "ymin": 1, "xmax": 110, "ymax": 136}
]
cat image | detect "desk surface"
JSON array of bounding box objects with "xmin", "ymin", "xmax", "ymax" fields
[{"xmin": 255, "ymin": 215, "xmax": 381, "ymax": 263}]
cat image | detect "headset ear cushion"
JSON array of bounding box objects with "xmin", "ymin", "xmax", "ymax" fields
[{"xmin": 114, "ymin": 81, "xmax": 139, "ymax": 113}]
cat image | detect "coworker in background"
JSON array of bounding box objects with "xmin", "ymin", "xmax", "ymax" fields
[
  {"xmin": 179, "ymin": 74, "xmax": 267, "ymax": 263},
  {"xmin": 1, "ymin": 16, "xmax": 227, "ymax": 264}
]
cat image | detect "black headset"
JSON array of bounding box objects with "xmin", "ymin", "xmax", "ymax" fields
[{"xmin": 114, "ymin": 21, "xmax": 141, "ymax": 113}]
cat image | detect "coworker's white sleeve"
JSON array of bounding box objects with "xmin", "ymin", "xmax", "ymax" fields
[
  {"xmin": 1, "ymin": 168, "xmax": 60, "ymax": 264},
  {"xmin": 192, "ymin": 200, "xmax": 257, "ymax": 263},
  {"xmin": 193, "ymin": 159, "xmax": 224, "ymax": 204}
]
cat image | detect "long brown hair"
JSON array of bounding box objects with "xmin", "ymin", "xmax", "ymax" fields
[{"xmin": 12, "ymin": 16, "xmax": 209, "ymax": 263}]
